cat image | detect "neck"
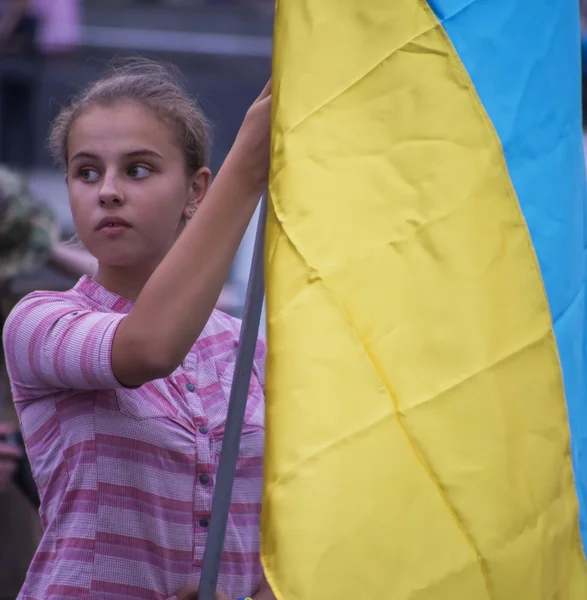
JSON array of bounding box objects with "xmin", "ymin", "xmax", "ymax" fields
[
  {"xmin": 94, "ymin": 261, "xmax": 157, "ymax": 302},
  {"xmin": 93, "ymin": 227, "xmax": 185, "ymax": 301}
]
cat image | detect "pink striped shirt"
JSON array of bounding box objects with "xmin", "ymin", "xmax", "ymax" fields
[{"xmin": 3, "ymin": 276, "xmax": 266, "ymax": 600}]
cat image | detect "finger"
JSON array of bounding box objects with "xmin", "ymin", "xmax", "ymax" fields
[
  {"xmin": 0, "ymin": 422, "xmax": 15, "ymax": 437},
  {"xmin": 0, "ymin": 459, "xmax": 17, "ymax": 475},
  {"xmin": 254, "ymin": 95, "xmax": 272, "ymax": 113},
  {"xmin": 0, "ymin": 441, "xmax": 23, "ymax": 459},
  {"xmin": 255, "ymin": 78, "xmax": 272, "ymax": 103},
  {"xmin": 174, "ymin": 584, "xmax": 199, "ymax": 600},
  {"xmin": 0, "ymin": 461, "xmax": 18, "ymax": 488}
]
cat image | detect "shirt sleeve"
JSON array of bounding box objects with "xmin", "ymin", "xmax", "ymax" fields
[{"xmin": 3, "ymin": 292, "xmax": 127, "ymax": 398}]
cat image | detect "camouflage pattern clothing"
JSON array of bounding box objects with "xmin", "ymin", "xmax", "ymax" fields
[
  {"xmin": 0, "ymin": 165, "xmax": 58, "ymax": 281},
  {"xmin": 0, "ymin": 164, "xmax": 56, "ymax": 600}
]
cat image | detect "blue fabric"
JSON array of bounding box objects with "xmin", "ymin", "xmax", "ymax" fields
[{"xmin": 428, "ymin": 0, "xmax": 587, "ymax": 552}]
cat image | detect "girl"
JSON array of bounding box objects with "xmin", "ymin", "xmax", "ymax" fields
[{"xmin": 3, "ymin": 59, "xmax": 273, "ymax": 600}]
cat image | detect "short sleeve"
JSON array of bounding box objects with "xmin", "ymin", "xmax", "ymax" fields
[{"xmin": 3, "ymin": 291, "xmax": 127, "ymax": 399}]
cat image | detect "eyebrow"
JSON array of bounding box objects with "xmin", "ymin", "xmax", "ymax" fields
[{"xmin": 70, "ymin": 149, "xmax": 164, "ymax": 162}]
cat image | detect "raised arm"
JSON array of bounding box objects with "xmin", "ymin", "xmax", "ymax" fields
[{"xmin": 111, "ymin": 82, "xmax": 271, "ymax": 387}]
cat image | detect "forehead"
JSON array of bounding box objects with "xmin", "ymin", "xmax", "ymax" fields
[{"xmin": 68, "ymin": 101, "xmax": 180, "ymax": 160}]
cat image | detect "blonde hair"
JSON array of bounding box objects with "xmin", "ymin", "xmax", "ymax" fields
[{"xmin": 49, "ymin": 57, "xmax": 211, "ymax": 173}]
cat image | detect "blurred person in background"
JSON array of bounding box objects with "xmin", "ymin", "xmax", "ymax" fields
[
  {"xmin": 0, "ymin": 0, "xmax": 41, "ymax": 171},
  {"xmin": 0, "ymin": 0, "xmax": 36, "ymax": 56},
  {"xmin": 34, "ymin": 0, "xmax": 81, "ymax": 58},
  {"xmin": 0, "ymin": 163, "xmax": 54, "ymax": 600},
  {"xmin": 0, "ymin": 410, "xmax": 39, "ymax": 600},
  {"xmin": 0, "ymin": 163, "xmax": 97, "ymax": 599},
  {"xmin": 0, "ymin": 0, "xmax": 80, "ymax": 171}
]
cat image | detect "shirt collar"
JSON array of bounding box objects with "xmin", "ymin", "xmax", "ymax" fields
[{"xmin": 73, "ymin": 275, "xmax": 135, "ymax": 314}]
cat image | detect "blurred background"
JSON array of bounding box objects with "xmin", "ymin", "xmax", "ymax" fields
[
  {"xmin": 2, "ymin": 0, "xmax": 273, "ymax": 317},
  {"xmin": 0, "ymin": 1, "xmax": 271, "ymax": 597}
]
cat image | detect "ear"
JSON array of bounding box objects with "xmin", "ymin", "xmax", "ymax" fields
[{"xmin": 184, "ymin": 167, "xmax": 211, "ymax": 220}]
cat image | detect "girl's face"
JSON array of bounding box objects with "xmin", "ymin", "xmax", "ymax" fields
[{"xmin": 67, "ymin": 101, "xmax": 210, "ymax": 270}]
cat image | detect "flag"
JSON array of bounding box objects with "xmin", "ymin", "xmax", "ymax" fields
[{"xmin": 262, "ymin": 0, "xmax": 587, "ymax": 598}]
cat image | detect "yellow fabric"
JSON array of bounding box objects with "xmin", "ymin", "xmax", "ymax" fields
[{"xmin": 262, "ymin": 0, "xmax": 587, "ymax": 599}]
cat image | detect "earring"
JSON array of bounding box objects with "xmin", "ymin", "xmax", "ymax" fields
[{"xmin": 188, "ymin": 208, "xmax": 196, "ymax": 215}]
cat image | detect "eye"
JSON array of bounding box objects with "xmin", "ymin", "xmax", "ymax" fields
[
  {"xmin": 79, "ymin": 168, "xmax": 99, "ymax": 182},
  {"xmin": 128, "ymin": 165, "xmax": 151, "ymax": 179}
]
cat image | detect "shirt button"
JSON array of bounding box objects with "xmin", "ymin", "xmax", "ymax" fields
[
  {"xmin": 199, "ymin": 474, "xmax": 209, "ymax": 484},
  {"xmin": 199, "ymin": 425, "xmax": 209, "ymax": 434},
  {"xmin": 186, "ymin": 383, "xmax": 195, "ymax": 392},
  {"xmin": 199, "ymin": 518, "xmax": 209, "ymax": 528}
]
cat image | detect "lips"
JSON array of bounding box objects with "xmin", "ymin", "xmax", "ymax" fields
[{"xmin": 96, "ymin": 216, "xmax": 131, "ymax": 231}]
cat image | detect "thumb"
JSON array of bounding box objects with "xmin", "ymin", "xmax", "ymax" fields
[
  {"xmin": 254, "ymin": 78, "xmax": 272, "ymax": 104},
  {"xmin": 170, "ymin": 584, "xmax": 199, "ymax": 600},
  {"xmin": 0, "ymin": 422, "xmax": 16, "ymax": 438}
]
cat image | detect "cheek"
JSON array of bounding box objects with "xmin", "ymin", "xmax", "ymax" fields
[
  {"xmin": 141, "ymin": 179, "xmax": 189, "ymax": 227},
  {"xmin": 68, "ymin": 189, "xmax": 92, "ymax": 232}
]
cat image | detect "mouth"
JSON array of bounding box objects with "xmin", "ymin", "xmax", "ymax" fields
[{"xmin": 96, "ymin": 217, "xmax": 132, "ymax": 231}]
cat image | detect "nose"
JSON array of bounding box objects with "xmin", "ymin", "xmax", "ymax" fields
[{"xmin": 98, "ymin": 173, "xmax": 124, "ymax": 207}]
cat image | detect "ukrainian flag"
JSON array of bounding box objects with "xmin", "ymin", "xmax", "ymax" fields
[{"xmin": 262, "ymin": 0, "xmax": 587, "ymax": 598}]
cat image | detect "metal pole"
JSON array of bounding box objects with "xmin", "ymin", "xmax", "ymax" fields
[{"xmin": 198, "ymin": 195, "xmax": 268, "ymax": 600}]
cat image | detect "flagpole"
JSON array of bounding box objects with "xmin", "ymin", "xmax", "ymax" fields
[{"xmin": 198, "ymin": 194, "xmax": 268, "ymax": 600}]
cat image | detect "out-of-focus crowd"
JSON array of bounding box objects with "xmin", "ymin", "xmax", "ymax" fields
[
  {"xmin": 0, "ymin": 3, "xmax": 84, "ymax": 596},
  {"xmin": 0, "ymin": 165, "xmax": 86, "ymax": 599}
]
